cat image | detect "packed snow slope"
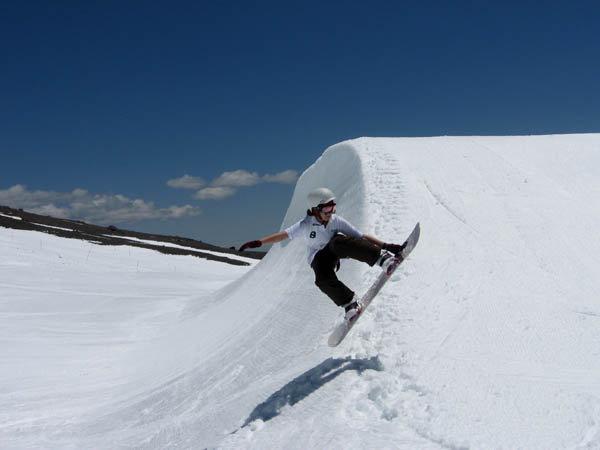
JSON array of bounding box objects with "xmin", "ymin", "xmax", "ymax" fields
[{"xmin": 2, "ymin": 134, "xmax": 600, "ymax": 449}]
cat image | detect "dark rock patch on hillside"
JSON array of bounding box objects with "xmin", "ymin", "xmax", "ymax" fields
[{"xmin": 0, "ymin": 205, "xmax": 265, "ymax": 266}]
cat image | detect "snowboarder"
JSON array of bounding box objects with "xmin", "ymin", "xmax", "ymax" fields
[{"xmin": 239, "ymin": 187, "xmax": 406, "ymax": 323}]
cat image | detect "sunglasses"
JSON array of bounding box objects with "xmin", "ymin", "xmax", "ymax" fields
[{"xmin": 318, "ymin": 202, "xmax": 336, "ymax": 214}]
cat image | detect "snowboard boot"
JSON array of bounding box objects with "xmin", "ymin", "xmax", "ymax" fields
[
  {"xmin": 376, "ymin": 251, "xmax": 397, "ymax": 275},
  {"xmin": 343, "ymin": 298, "xmax": 363, "ymax": 323}
]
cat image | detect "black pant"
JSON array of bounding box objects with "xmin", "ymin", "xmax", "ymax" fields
[{"xmin": 311, "ymin": 235, "xmax": 381, "ymax": 307}]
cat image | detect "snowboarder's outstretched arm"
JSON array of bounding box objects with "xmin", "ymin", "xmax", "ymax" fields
[{"xmin": 239, "ymin": 231, "xmax": 289, "ymax": 252}]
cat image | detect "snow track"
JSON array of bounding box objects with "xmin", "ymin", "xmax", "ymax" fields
[{"xmin": 2, "ymin": 135, "xmax": 600, "ymax": 449}]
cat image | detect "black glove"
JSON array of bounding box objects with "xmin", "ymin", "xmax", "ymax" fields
[
  {"xmin": 383, "ymin": 242, "xmax": 405, "ymax": 255},
  {"xmin": 239, "ymin": 240, "xmax": 262, "ymax": 252}
]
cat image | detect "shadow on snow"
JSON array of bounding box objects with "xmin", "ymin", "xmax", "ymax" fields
[{"xmin": 241, "ymin": 355, "xmax": 383, "ymax": 428}]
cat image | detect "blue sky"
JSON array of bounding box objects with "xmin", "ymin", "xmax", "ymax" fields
[{"xmin": 1, "ymin": 1, "xmax": 598, "ymax": 246}]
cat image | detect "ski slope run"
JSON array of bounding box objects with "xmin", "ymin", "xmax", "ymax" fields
[{"xmin": 2, "ymin": 134, "xmax": 600, "ymax": 449}]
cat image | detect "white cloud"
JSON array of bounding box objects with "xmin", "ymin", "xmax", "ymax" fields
[
  {"xmin": 0, "ymin": 184, "xmax": 75, "ymax": 207},
  {"xmin": 193, "ymin": 186, "xmax": 237, "ymax": 200},
  {"xmin": 166, "ymin": 175, "xmax": 206, "ymax": 190},
  {"xmin": 211, "ymin": 170, "xmax": 262, "ymax": 187},
  {"xmin": 30, "ymin": 204, "xmax": 71, "ymax": 218},
  {"xmin": 168, "ymin": 168, "xmax": 299, "ymax": 201},
  {"xmin": 0, "ymin": 185, "xmax": 202, "ymax": 225},
  {"xmin": 263, "ymin": 170, "xmax": 299, "ymax": 184},
  {"xmin": 166, "ymin": 205, "xmax": 201, "ymax": 219},
  {"xmin": 72, "ymin": 188, "xmax": 88, "ymax": 197}
]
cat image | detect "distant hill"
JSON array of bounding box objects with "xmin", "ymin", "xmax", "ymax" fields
[{"xmin": 0, "ymin": 205, "xmax": 264, "ymax": 266}]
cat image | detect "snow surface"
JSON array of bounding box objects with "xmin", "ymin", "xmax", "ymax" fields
[
  {"xmin": 32, "ymin": 223, "xmax": 73, "ymax": 232},
  {"xmin": 1, "ymin": 213, "xmax": 22, "ymax": 220},
  {"xmin": 2, "ymin": 134, "xmax": 600, "ymax": 449}
]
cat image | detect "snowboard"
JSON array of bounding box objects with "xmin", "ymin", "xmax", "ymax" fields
[{"xmin": 327, "ymin": 222, "xmax": 421, "ymax": 347}]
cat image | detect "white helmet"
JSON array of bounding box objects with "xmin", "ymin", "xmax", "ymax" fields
[{"xmin": 307, "ymin": 187, "xmax": 335, "ymax": 209}]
